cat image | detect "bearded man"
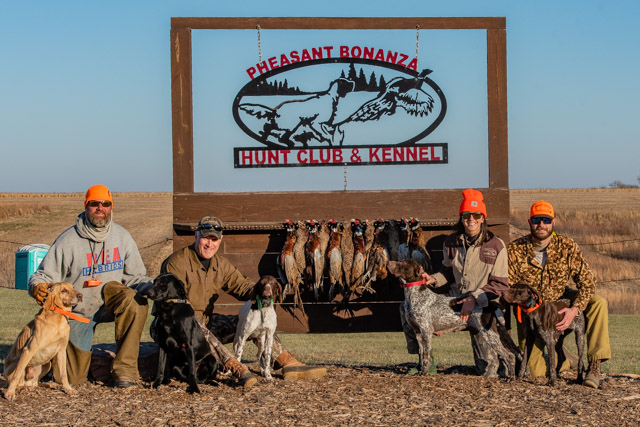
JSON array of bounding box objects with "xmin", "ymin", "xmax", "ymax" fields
[
  {"xmin": 507, "ymin": 200, "xmax": 611, "ymax": 388},
  {"xmin": 29, "ymin": 184, "xmax": 152, "ymax": 388}
]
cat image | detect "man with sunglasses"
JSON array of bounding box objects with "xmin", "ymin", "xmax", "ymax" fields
[
  {"xmin": 507, "ymin": 200, "xmax": 611, "ymax": 388},
  {"xmin": 161, "ymin": 216, "xmax": 326, "ymax": 386},
  {"xmin": 29, "ymin": 184, "xmax": 152, "ymax": 388}
]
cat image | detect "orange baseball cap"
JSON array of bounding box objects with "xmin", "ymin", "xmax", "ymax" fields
[
  {"xmin": 459, "ymin": 188, "xmax": 487, "ymax": 217},
  {"xmin": 530, "ymin": 200, "xmax": 554, "ymax": 218},
  {"xmin": 84, "ymin": 184, "xmax": 113, "ymax": 208}
]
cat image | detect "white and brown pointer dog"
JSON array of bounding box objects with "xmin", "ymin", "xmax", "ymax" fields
[
  {"xmin": 387, "ymin": 260, "xmax": 521, "ymax": 377},
  {"xmin": 233, "ymin": 276, "xmax": 282, "ymax": 381},
  {"xmin": 3, "ymin": 282, "xmax": 84, "ymax": 401}
]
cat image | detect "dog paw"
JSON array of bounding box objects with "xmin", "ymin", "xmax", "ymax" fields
[
  {"xmin": 4, "ymin": 390, "xmax": 16, "ymax": 401},
  {"xmin": 64, "ymin": 387, "xmax": 78, "ymax": 396},
  {"xmin": 152, "ymin": 380, "xmax": 162, "ymax": 389},
  {"xmin": 186, "ymin": 384, "xmax": 201, "ymax": 394}
]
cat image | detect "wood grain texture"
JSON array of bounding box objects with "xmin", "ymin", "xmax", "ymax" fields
[
  {"xmin": 171, "ymin": 17, "xmax": 506, "ymax": 30},
  {"xmin": 171, "ymin": 28, "xmax": 194, "ymax": 193},
  {"xmin": 173, "ymin": 189, "xmax": 509, "ymax": 227}
]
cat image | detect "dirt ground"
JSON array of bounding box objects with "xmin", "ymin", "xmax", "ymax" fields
[
  {"xmin": 1, "ymin": 191, "xmax": 640, "ymax": 425},
  {"xmin": 1, "ymin": 365, "xmax": 639, "ymax": 426}
]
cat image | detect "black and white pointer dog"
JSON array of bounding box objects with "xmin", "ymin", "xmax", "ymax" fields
[{"xmin": 233, "ymin": 276, "xmax": 282, "ymax": 381}]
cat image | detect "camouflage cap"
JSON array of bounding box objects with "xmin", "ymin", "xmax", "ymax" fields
[{"xmin": 196, "ymin": 216, "xmax": 224, "ymax": 239}]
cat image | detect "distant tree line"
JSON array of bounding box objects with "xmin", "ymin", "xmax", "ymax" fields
[
  {"xmin": 243, "ymin": 79, "xmax": 304, "ymax": 96},
  {"xmin": 607, "ymin": 175, "xmax": 640, "ymax": 188},
  {"xmin": 340, "ymin": 63, "xmax": 387, "ymax": 92},
  {"xmin": 242, "ymin": 63, "xmax": 390, "ymax": 96}
]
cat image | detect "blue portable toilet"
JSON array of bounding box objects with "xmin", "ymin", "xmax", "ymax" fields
[{"xmin": 15, "ymin": 244, "xmax": 50, "ymax": 290}]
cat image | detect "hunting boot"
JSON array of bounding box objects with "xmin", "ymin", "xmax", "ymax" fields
[
  {"xmin": 274, "ymin": 351, "xmax": 327, "ymax": 381},
  {"xmin": 224, "ymin": 358, "xmax": 257, "ymax": 388},
  {"xmin": 583, "ymin": 359, "xmax": 602, "ymax": 389}
]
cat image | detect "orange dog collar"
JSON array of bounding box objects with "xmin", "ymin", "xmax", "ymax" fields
[{"xmin": 51, "ymin": 306, "xmax": 90, "ymax": 323}]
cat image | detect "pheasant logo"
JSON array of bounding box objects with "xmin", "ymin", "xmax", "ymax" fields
[{"xmin": 232, "ymin": 48, "xmax": 448, "ymax": 168}]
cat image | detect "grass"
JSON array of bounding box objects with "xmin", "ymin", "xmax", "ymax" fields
[{"xmin": 1, "ymin": 288, "xmax": 638, "ymax": 375}]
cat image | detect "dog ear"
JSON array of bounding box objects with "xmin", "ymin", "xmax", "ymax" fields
[
  {"xmin": 272, "ymin": 279, "xmax": 283, "ymax": 304},
  {"xmin": 42, "ymin": 283, "xmax": 61, "ymax": 311}
]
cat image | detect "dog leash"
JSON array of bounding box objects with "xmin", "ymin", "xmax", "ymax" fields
[{"xmin": 50, "ymin": 306, "xmax": 90, "ymax": 323}]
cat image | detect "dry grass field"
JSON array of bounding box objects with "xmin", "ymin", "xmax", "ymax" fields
[{"xmin": 2, "ymin": 188, "xmax": 639, "ymax": 313}]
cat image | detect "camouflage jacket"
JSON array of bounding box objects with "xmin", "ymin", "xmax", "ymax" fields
[{"xmin": 507, "ymin": 233, "xmax": 596, "ymax": 311}]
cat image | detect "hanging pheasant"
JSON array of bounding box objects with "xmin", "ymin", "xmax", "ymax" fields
[
  {"xmin": 304, "ymin": 220, "xmax": 325, "ymax": 300},
  {"xmin": 397, "ymin": 218, "xmax": 412, "ymax": 261},
  {"xmin": 409, "ymin": 217, "xmax": 432, "ymax": 273},
  {"xmin": 350, "ymin": 219, "xmax": 367, "ymax": 293},
  {"xmin": 292, "ymin": 220, "xmax": 308, "ymax": 280},
  {"xmin": 326, "ymin": 219, "xmax": 344, "ymax": 300},
  {"xmin": 278, "ymin": 219, "xmax": 304, "ymax": 311}
]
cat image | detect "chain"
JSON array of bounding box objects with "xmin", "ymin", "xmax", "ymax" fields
[
  {"xmin": 415, "ymin": 25, "xmax": 420, "ymax": 70},
  {"xmin": 256, "ymin": 25, "xmax": 262, "ymax": 63},
  {"xmin": 343, "ymin": 163, "xmax": 348, "ymax": 191}
]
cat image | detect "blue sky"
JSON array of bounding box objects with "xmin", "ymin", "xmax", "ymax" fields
[{"xmin": 1, "ymin": 0, "xmax": 638, "ymax": 192}]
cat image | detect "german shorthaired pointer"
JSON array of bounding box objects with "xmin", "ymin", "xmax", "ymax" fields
[
  {"xmin": 503, "ymin": 283, "xmax": 585, "ymax": 386},
  {"xmin": 388, "ymin": 260, "xmax": 520, "ymax": 377},
  {"xmin": 234, "ymin": 276, "xmax": 282, "ymax": 381}
]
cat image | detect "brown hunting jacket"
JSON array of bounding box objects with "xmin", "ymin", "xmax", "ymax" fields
[
  {"xmin": 162, "ymin": 244, "xmax": 254, "ymax": 322},
  {"xmin": 507, "ymin": 233, "xmax": 596, "ymax": 311},
  {"xmin": 431, "ymin": 232, "xmax": 509, "ymax": 308}
]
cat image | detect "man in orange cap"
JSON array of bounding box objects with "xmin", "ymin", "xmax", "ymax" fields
[
  {"xmin": 415, "ymin": 189, "xmax": 518, "ymax": 377},
  {"xmin": 507, "ymin": 200, "xmax": 611, "ymax": 388},
  {"xmin": 29, "ymin": 184, "xmax": 152, "ymax": 388}
]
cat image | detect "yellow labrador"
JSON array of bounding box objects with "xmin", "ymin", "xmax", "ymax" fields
[{"xmin": 3, "ymin": 282, "xmax": 83, "ymax": 400}]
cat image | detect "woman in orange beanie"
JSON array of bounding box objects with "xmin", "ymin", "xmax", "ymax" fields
[{"xmin": 415, "ymin": 188, "xmax": 517, "ymax": 377}]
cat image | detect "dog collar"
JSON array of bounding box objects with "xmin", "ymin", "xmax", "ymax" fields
[
  {"xmin": 257, "ymin": 295, "xmax": 273, "ymax": 309},
  {"xmin": 402, "ymin": 279, "xmax": 425, "ymax": 288},
  {"xmin": 51, "ymin": 306, "xmax": 90, "ymax": 323},
  {"xmin": 516, "ymin": 299, "xmax": 542, "ymax": 323}
]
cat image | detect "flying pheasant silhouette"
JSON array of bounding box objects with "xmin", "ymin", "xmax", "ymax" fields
[{"xmin": 325, "ymin": 69, "xmax": 436, "ymax": 144}]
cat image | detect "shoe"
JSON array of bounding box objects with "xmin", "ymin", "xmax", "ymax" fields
[
  {"xmin": 274, "ymin": 352, "xmax": 327, "ymax": 381},
  {"xmin": 114, "ymin": 375, "xmax": 136, "ymax": 388},
  {"xmin": 224, "ymin": 358, "xmax": 257, "ymax": 388},
  {"xmin": 583, "ymin": 359, "xmax": 602, "ymax": 389}
]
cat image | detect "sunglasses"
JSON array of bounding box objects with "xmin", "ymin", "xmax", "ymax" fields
[
  {"xmin": 461, "ymin": 212, "xmax": 483, "ymax": 220},
  {"xmin": 530, "ymin": 217, "xmax": 553, "ymax": 225},
  {"xmin": 87, "ymin": 200, "xmax": 112, "ymax": 208},
  {"xmin": 197, "ymin": 223, "xmax": 223, "ymax": 232}
]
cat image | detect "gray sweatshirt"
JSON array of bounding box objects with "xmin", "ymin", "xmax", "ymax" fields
[{"xmin": 29, "ymin": 212, "xmax": 152, "ymax": 317}]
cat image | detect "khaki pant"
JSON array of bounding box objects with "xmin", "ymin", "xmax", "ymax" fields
[
  {"xmin": 517, "ymin": 294, "xmax": 611, "ymax": 377},
  {"xmin": 53, "ymin": 281, "xmax": 149, "ymax": 385}
]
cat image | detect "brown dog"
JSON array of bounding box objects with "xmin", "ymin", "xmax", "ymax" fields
[
  {"xmin": 3, "ymin": 282, "xmax": 83, "ymax": 400},
  {"xmin": 502, "ymin": 283, "xmax": 585, "ymax": 386}
]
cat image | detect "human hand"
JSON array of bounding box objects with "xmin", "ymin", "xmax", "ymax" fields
[
  {"xmin": 459, "ymin": 296, "xmax": 476, "ymax": 323},
  {"xmin": 33, "ymin": 283, "xmax": 51, "ymax": 305},
  {"xmin": 420, "ymin": 272, "xmax": 436, "ymax": 286},
  {"xmin": 556, "ymin": 307, "xmax": 579, "ymax": 331}
]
